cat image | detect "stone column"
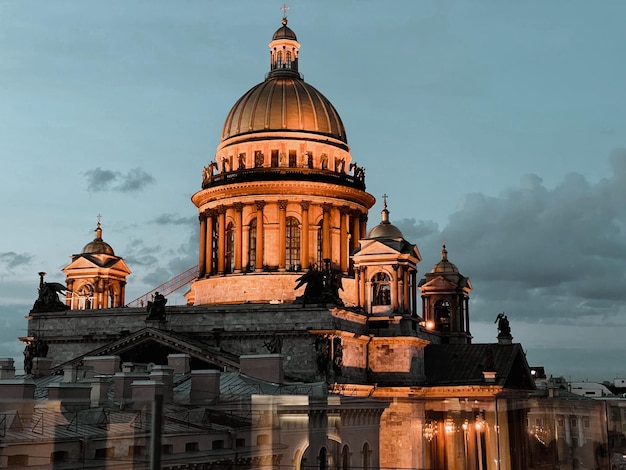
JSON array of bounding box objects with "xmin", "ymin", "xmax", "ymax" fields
[
  {"xmin": 351, "ymin": 211, "xmax": 361, "ymax": 251},
  {"xmin": 205, "ymin": 210, "xmax": 214, "ymax": 275},
  {"xmin": 300, "ymin": 201, "xmax": 310, "ymax": 269},
  {"xmin": 391, "ymin": 265, "xmax": 399, "ymax": 312},
  {"xmin": 255, "ymin": 201, "xmax": 265, "ymax": 272},
  {"xmin": 359, "ymin": 214, "xmax": 368, "ymax": 243},
  {"xmin": 354, "ymin": 267, "xmax": 361, "ymax": 308},
  {"xmin": 199, "ymin": 215, "xmax": 207, "ymax": 277},
  {"xmin": 217, "ymin": 205, "xmax": 226, "ymax": 274},
  {"xmin": 66, "ymin": 279, "xmax": 74, "ymax": 308},
  {"xmin": 120, "ymin": 280, "xmax": 126, "ymax": 307},
  {"xmin": 403, "ymin": 267, "xmax": 410, "ymax": 314},
  {"xmin": 278, "ymin": 200, "xmax": 288, "ymax": 271},
  {"xmin": 340, "ymin": 206, "xmax": 349, "ymax": 273},
  {"xmin": 234, "ymin": 203, "xmax": 244, "ymax": 273},
  {"xmin": 322, "ymin": 203, "xmax": 332, "ymax": 261}
]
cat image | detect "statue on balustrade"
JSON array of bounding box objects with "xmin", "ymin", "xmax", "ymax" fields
[{"xmin": 30, "ymin": 272, "xmax": 70, "ymax": 313}]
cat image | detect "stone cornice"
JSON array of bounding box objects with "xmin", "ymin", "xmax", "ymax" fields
[{"xmin": 191, "ymin": 181, "xmax": 375, "ymax": 209}]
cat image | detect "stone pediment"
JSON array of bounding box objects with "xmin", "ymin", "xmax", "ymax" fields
[
  {"xmin": 420, "ymin": 275, "xmax": 460, "ymax": 291},
  {"xmin": 354, "ymin": 239, "xmax": 402, "ymax": 257},
  {"xmin": 63, "ymin": 255, "xmax": 131, "ymax": 274},
  {"xmin": 51, "ymin": 328, "xmax": 239, "ymax": 374}
]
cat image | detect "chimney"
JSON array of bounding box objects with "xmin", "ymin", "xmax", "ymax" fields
[
  {"xmin": 190, "ymin": 370, "xmax": 220, "ymax": 403},
  {"xmin": 150, "ymin": 366, "xmax": 174, "ymax": 402},
  {"xmin": 122, "ymin": 362, "xmax": 150, "ymax": 373},
  {"xmin": 0, "ymin": 378, "xmax": 36, "ymax": 415},
  {"xmin": 167, "ymin": 354, "xmax": 191, "ymax": 374},
  {"xmin": 83, "ymin": 356, "xmax": 121, "ymax": 375},
  {"xmin": 88, "ymin": 376, "xmax": 110, "ymax": 407},
  {"xmin": 240, "ymin": 354, "xmax": 284, "ymax": 384},
  {"xmin": 113, "ymin": 372, "xmax": 150, "ymax": 401},
  {"xmin": 0, "ymin": 358, "xmax": 16, "ymax": 379},
  {"xmin": 47, "ymin": 383, "xmax": 92, "ymax": 411},
  {"xmin": 32, "ymin": 357, "xmax": 53, "ymax": 378},
  {"xmin": 482, "ymin": 370, "xmax": 497, "ymax": 383},
  {"xmin": 131, "ymin": 380, "xmax": 166, "ymax": 406}
]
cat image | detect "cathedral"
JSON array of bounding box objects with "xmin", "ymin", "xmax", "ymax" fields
[{"xmin": 4, "ymin": 13, "xmax": 612, "ymax": 470}]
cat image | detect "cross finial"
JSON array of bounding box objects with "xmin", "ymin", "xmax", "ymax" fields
[
  {"xmin": 97, "ymin": 213, "xmax": 102, "ymax": 227},
  {"xmin": 382, "ymin": 193, "xmax": 388, "ymax": 208},
  {"xmin": 281, "ymin": 3, "xmax": 289, "ymax": 20}
]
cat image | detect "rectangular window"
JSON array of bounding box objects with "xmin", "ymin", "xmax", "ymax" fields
[
  {"xmin": 271, "ymin": 150, "xmax": 279, "ymax": 167},
  {"xmin": 186, "ymin": 442, "xmax": 199, "ymax": 452},
  {"xmin": 289, "ymin": 150, "xmax": 297, "ymax": 167}
]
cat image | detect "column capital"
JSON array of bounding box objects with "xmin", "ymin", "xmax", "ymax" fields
[
  {"xmin": 233, "ymin": 202, "xmax": 244, "ymax": 212},
  {"xmin": 340, "ymin": 205, "xmax": 351, "ymax": 215},
  {"xmin": 322, "ymin": 202, "xmax": 332, "ymax": 213},
  {"xmin": 300, "ymin": 200, "xmax": 311, "ymax": 211},
  {"xmin": 278, "ymin": 200, "xmax": 288, "ymax": 211},
  {"xmin": 255, "ymin": 200, "xmax": 266, "ymax": 211},
  {"xmin": 203, "ymin": 208, "xmax": 216, "ymax": 218},
  {"xmin": 217, "ymin": 205, "xmax": 227, "ymax": 215}
]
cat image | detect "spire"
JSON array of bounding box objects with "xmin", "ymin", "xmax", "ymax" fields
[
  {"xmin": 281, "ymin": 3, "xmax": 289, "ymax": 22},
  {"xmin": 381, "ymin": 193, "xmax": 390, "ymax": 224},
  {"xmin": 95, "ymin": 214, "xmax": 103, "ymax": 240},
  {"xmin": 441, "ymin": 244, "xmax": 448, "ymax": 261}
]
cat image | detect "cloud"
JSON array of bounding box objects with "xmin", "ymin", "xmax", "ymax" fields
[
  {"xmin": 83, "ymin": 167, "xmax": 155, "ymax": 192},
  {"xmin": 0, "ymin": 252, "xmax": 32, "ymax": 269},
  {"xmin": 152, "ymin": 214, "xmax": 197, "ymax": 226},
  {"xmin": 397, "ymin": 150, "xmax": 626, "ymax": 326}
]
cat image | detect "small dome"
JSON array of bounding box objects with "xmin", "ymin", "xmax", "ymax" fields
[
  {"xmin": 367, "ymin": 198, "xmax": 403, "ymax": 239},
  {"xmin": 82, "ymin": 222, "xmax": 115, "ymax": 255},
  {"xmin": 273, "ymin": 18, "xmax": 297, "ymax": 41},
  {"xmin": 431, "ymin": 245, "xmax": 459, "ymax": 274}
]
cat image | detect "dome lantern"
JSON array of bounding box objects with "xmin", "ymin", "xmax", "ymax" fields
[{"xmin": 268, "ymin": 15, "xmax": 300, "ymax": 78}]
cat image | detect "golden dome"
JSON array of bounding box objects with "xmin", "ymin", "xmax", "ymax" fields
[
  {"xmin": 221, "ymin": 78, "xmax": 347, "ymax": 144},
  {"xmin": 220, "ymin": 19, "xmax": 347, "ymax": 146},
  {"xmin": 431, "ymin": 245, "xmax": 459, "ymax": 274},
  {"xmin": 82, "ymin": 222, "xmax": 115, "ymax": 255}
]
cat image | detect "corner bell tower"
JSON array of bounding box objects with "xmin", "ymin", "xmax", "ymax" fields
[
  {"xmin": 63, "ymin": 221, "xmax": 131, "ymax": 310},
  {"xmin": 418, "ymin": 245, "xmax": 472, "ymax": 344}
]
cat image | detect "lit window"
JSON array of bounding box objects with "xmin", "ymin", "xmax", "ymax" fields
[{"xmin": 286, "ymin": 217, "xmax": 301, "ymax": 270}]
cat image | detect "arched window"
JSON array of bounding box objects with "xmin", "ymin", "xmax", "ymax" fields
[
  {"xmin": 319, "ymin": 447, "xmax": 327, "ymax": 470},
  {"xmin": 372, "ymin": 272, "xmax": 391, "ymax": 305},
  {"xmin": 362, "ymin": 443, "xmax": 370, "ymax": 470},
  {"xmin": 277, "ymin": 51, "xmax": 283, "ymax": 68},
  {"xmin": 316, "ymin": 221, "xmax": 323, "ymax": 269},
  {"xmin": 434, "ymin": 299, "xmax": 451, "ymax": 332},
  {"xmin": 211, "ymin": 219, "xmax": 219, "ymax": 274},
  {"xmin": 225, "ymin": 222, "xmax": 235, "ymax": 274},
  {"xmin": 248, "ymin": 219, "xmax": 257, "ymax": 271},
  {"xmin": 76, "ymin": 283, "xmax": 94, "ymax": 310},
  {"xmin": 286, "ymin": 216, "xmax": 301, "ymax": 270},
  {"xmin": 286, "ymin": 51, "xmax": 292, "ymax": 67},
  {"xmin": 341, "ymin": 445, "xmax": 349, "ymax": 470}
]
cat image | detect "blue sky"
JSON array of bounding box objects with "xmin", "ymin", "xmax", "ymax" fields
[{"xmin": 1, "ymin": 0, "xmax": 626, "ymax": 381}]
